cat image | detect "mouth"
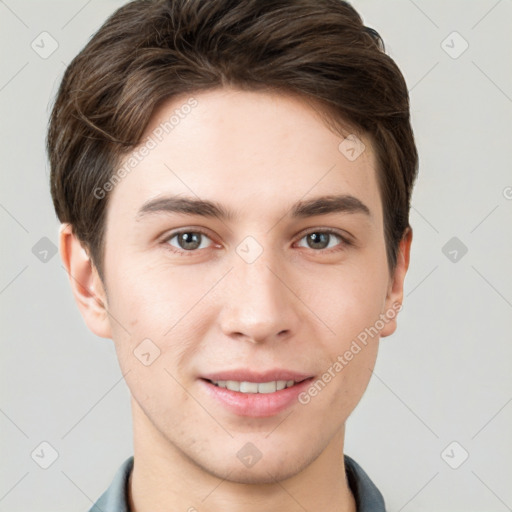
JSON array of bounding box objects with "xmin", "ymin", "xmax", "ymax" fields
[
  {"xmin": 204, "ymin": 378, "xmax": 308, "ymax": 394},
  {"xmin": 198, "ymin": 373, "xmax": 315, "ymax": 417}
]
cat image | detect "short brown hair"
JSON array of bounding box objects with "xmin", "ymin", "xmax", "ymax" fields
[{"xmin": 48, "ymin": 0, "xmax": 418, "ymax": 282}]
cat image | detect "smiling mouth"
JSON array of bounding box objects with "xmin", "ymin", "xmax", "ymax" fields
[{"xmin": 204, "ymin": 378, "xmax": 311, "ymax": 394}]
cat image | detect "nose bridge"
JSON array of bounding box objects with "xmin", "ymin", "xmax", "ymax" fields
[{"xmin": 218, "ymin": 240, "xmax": 299, "ymax": 342}]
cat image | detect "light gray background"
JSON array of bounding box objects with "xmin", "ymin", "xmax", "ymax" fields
[{"xmin": 1, "ymin": 1, "xmax": 511, "ymax": 511}]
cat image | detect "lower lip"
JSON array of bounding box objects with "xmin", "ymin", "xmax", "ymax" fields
[{"xmin": 199, "ymin": 378, "xmax": 314, "ymax": 418}]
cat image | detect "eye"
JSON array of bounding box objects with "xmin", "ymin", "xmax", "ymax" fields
[
  {"xmin": 296, "ymin": 229, "xmax": 351, "ymax": 252},
  {"xmin": 162, "ymin": 227, "xmax": 352, "ymax": 256},
  {"xmin": 164, "ymin": 229, "xmax": 214, "ymax": 254}
]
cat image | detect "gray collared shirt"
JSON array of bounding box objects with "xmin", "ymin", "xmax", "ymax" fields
[{"xmin": 88, "ymin": 454, "xmax": 386, "ymax": 511}]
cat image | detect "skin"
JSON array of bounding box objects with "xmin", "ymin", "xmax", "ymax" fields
[{"xmin": 60, "ymin": 87, "xmax": 412, "ymax": 512}]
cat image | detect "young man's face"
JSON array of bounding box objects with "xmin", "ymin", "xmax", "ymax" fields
[{"xmin": 64, "ymin": 87, "xmax": 411, "ymax": 484}]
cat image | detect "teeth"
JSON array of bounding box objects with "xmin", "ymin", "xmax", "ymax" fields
[
  {"xmin": 276, "ymin": 380, "xmax": 287, "ymax": 390},
  {"xmin": 257, "ymin": 381, "xmax": 276, "ymax": 393},
  {"xmin": 240, "ymin": 381, "xmax": 259, "ymax": 393},
  {"xmin": 211, "ymin": 379, "xmax": 297, "ymax": 393},
  {"xmin": 226, "ymin": 380, "xmax": 240, "ymax": 391}
]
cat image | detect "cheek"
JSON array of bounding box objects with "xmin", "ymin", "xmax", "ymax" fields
[
  {"xmin": 322, "ymin": 344, "xmax": 379, "ymax": 423},
  {"xmin": 106, "ymin": 257, "xmax": 204, "ymax": 332},
  {"xmin": 303, "ymin": 257, "xmax": 387, "ymax": 399},
  {"xmin": 105, "ymin": 260, "xmax": 211, "ymax": 382},
  {"xmin": 308, "ymin": 259, "xmax": 389, "ymax": 341}
]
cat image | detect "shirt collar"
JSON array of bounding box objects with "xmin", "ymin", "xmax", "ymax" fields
[{"xmin": 89, "ymin": 454, "xmax": 386, "ymax": 512}]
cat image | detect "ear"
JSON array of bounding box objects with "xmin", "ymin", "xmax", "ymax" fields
[
  {"xmin": 59, "ymin": 223, "xmax": 112, "ymax": 339},
  {"xmin": 380, "ymin": 227, "xmax": 413, "ymax": 338}
]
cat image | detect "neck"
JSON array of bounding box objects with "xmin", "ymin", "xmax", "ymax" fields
[{"xmin": 128, "ymin": 399, "xmax": 356, "ymax": 512}]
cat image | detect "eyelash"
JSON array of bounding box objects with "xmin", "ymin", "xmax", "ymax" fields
[{"xmin": 162, "ymin": 228, "xmax": 353, "ymax": 257}]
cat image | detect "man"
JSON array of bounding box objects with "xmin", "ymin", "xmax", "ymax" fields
[{"xmin": 48, "ymin": 0, "xmax": 418, "ymax": 510}]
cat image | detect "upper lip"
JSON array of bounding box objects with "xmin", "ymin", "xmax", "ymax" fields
[{"xmin": 201, "ymin": 369, "xmax": 313, "ymax": 383}]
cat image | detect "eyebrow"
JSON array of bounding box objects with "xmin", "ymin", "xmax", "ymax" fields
[{"xmin": 136, "ymin": 194, "xmax": 371, "ymax": 222}]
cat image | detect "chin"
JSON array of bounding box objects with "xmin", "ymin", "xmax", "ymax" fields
[
  {"xmin": 209, "ymin": 461, "xmax": 304, "ymax": 485},
  {"xmin": 194, "ymin": 446, "xmax": 313, "ymax": 485}
]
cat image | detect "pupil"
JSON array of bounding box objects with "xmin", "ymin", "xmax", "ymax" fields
[
  {"xmin": 180, "ymin": 232, "xmax": 200, "ymax": 250},
  {"xmin": 309, "ymin": 232, "xmax": 328, "ymax": 249}
]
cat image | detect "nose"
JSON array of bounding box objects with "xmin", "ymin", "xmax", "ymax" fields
[{"xmin": 217, "ymin": 247, "xmax": 302, "ymax": 345}]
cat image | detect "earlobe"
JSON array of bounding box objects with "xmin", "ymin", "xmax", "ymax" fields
[
  {"xmin": 59, "ymin": 223, "xmax": 112, "ymax": 339},
  {"xmin": 380, "ymin": 227, "xmax": 413, "ymax": 338}
]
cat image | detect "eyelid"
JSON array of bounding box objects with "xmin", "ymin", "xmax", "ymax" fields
[
  {"xmin": 296, "ymin": 226, "xmax": 352, "ymax": 240},
  {"xmin": 161, "ymin": 226, "xmax": 353, "ymax": 255},
  {"xmin": 162, "ymin": 227, "xmax": 216, "ymax": 252},
  {"xmin": 294, "ymin": 227, "xmax": 353, "ymax": 250}
]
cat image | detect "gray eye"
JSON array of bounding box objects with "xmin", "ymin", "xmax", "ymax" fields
[
  {"xmin": 168, "ymin": 231, "xmax": 212, "ymax": 251},
  {"xmin": 297, "ymin": 231, "xmax": 342, "ymax": 250}
]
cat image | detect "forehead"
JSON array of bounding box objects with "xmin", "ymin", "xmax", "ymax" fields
[{"xmin": 107, "ymin": 87, "xmax": 382, "ymax": 226}]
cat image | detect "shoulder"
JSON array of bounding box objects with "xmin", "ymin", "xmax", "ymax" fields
[
  {"xmin": 344, "ymin": 454, "xmax": 387, "ymax": 512},
  {"xmin": 87, "ymin": 456, "xmax": 134, "ymax": 512}
]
